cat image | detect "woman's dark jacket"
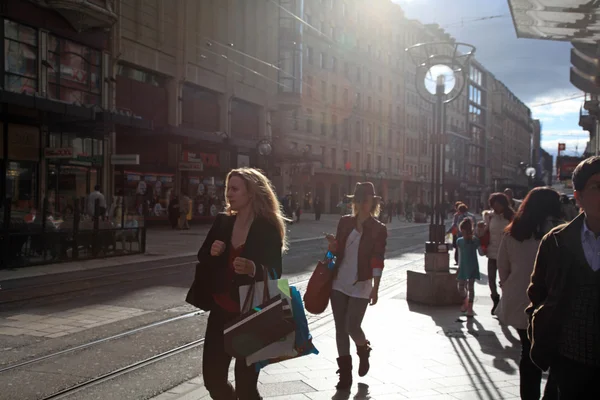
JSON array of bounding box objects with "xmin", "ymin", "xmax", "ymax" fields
[{"xmin": 186, "ymin": 213, "xmax": 283, "ymax": 311}]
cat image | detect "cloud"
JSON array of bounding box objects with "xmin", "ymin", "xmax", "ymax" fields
[
  {"xmin": 395, "ymin": 0, "xmax": 573, "ymax": 103},
  {"xmin": 528, "ymin": 92, "xmax": 583, "ymax": 121}
]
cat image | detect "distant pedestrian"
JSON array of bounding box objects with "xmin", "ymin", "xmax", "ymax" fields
[
  {"xmin": 447, "ymin": 203, "xmax": 474, "ymax": 266},
  {"xmin": 482, "ymin": 193, "xmax": 514, "ymax": 314},
  {"xmin": 168, "ymin": 196, "xmax": 180, "ymax": 229},
  {"xmin": 86, "ymin": 185, "xmax": 106, "ymax": 219},
  {"xmin": 325, "ymin": 182, "xmax": 387, "ymax": 391},
  {"xmin": 456, "ymin": 218, "xmax": 480, "ymax": 317},
  {"xmin": 314, "ymin": 196, "xmax": 322, "ymax": 221},
  {"xmin": 496, "ymin": 187, "xmax": 562, "ymax": 400},
  {"xmin": 187, "ymin": 167, "xmax": 287, "ymax": 400},
  {"xmin": 528, "ymin": 156, "xmax": 600, "ymax": 398}
]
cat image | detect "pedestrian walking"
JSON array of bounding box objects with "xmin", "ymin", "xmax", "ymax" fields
[
  {"xmin": 528, "ymin": 156, "xmax": 600, "ymax": 398},
  {"xmin": 482, "ymin": 193, "xmax": 514, "ymax": 314},
  {"xmin": 168, "ymin": 196, "xmax": 180, "ymax": 229},
  {"xmin": 447, "ymin": 203, "xmax": 474, "ymax": 266},
  {"xmin": 456, "ymin": 218, "xmax": 480, "ymax": 317},
  {"xmin": 179, "ymin": 192, "xmax": 191, "ymax": 230},
  {"xmin": 187, "ymin": 167, "xmax": 287, "ymax": 400},
  {"xmin": 314, "ymin": 196, "xmax": 322, "ymax": 221},
  {"xmin": 86, "ymin": 184, "xmax": 106, "ymax": 219},
  {"xmin": 496, "ymin": 187, "xmax": 562, "ymax": 400},
  {"xmin": 325, "ymin": 182, "xmax": 387, "ymax": 391}
]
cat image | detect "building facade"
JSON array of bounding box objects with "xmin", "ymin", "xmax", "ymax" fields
[
  {"xmin": 0, "ymin": 0, "xmax": 129, "ymax": 227},
  {"xmin": 111, "ymin": 0, "xmax": 279, "ymax": 222},
  {"xmin": 272, "ymin": 0, "xmax": 413, "ymax": 214},
  {"xmin": 489, "ymin": 77, "xmax": 533, "ymax": 197}
]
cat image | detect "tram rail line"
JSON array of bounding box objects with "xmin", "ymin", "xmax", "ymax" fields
[{"xmin": 1, "ymin": 233, "xmax": 427, "ymax": 399}]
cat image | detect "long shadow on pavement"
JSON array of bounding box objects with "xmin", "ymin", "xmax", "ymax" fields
[{"xmin": 408, "ymin": 302, "xmax": 518, "ymax": 400}]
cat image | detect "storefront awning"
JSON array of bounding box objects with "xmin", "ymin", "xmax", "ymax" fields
[
  {"xmin": 507, "ymin": 0, "xmax": 600, "ymax": 42},
  {"xmin": 0, "ymin": 90, "xmax": 95, "ymax": 119}
]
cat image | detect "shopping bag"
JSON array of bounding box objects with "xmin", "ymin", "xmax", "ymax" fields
[
  {"xmin": 303, "ymin": 254, "xmax": 335, "ymax": 314},
  {"xmin": 239, "ymin": 278, "xmax": 292, "ymax": 313},
  {"xmin": 223, "ymin": 272, "xmax": 295, "ymax": 358},
  {"xmin": 252, "ymin": 286, "xmax": 319, "ymax": 370}
]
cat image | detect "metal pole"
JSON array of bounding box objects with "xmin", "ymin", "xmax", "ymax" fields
[{"xmin": 430, "ymin": 77, "xmax": 444, "ymax": 234}]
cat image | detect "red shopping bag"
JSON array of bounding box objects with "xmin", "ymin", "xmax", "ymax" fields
[{"xmin": 303, "ymin": 259, "xmax": 334, "ymax": 315}]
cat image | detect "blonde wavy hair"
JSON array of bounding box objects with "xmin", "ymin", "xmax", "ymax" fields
[
  {"xmin": 351, "ymin": 197, "xmax": 381, "ymax": 218},
  {"xmin": 225, "ymin": 168, "xmax": 288, "ymax": 252}
]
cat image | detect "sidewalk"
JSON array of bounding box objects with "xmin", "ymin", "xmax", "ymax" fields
[
  {"xmin": 0, "ymin": 214, "xmax": 416, "ymax": 281},
  {"xmin": 153, "ymin": 254, "xmax": 542, "ymax": 400}
]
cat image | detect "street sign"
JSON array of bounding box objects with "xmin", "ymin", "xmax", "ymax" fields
[
  {"xmin": 111, "ymin": 154, "xmax": 140, "ymax": 165},
  {"xmin": 44, "ymin": 147, "xmax": 75, "ymax": 159},
  {"xmin": 558, "ymin": 143, "xmax": 566, "ymax": 151}
]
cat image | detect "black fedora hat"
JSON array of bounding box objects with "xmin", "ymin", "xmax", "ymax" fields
[{"xmin": 346, "ymin": 182, "xmax": 382, "ymax": 202}]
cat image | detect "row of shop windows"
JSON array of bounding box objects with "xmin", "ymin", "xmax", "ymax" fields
[
  {"xmin": 4, "ymin": 19, "xmax": 102, "ymax": 105},
  {"xmin": 2, "ymin": 125, "xmax": 230, "ymax": 230}
]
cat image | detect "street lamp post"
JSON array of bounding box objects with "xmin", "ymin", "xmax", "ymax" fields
[{"xmin": 405, "ymin": 41, "xmax": 476, "ymax": 306}]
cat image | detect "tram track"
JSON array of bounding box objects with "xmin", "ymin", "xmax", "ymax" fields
[{"xmin": 0, "ymin": 228, "xmax": 429, "ymax": 399}]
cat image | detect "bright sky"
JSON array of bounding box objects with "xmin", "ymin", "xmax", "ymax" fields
[{"xmin": 394, "ymin": 0, "xmax": 590, "ymax": 159}]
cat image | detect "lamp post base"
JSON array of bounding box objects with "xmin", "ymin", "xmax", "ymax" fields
[
  {"xmin": 406, "ymin": 270, "xmax": 464, "ymax": 306},
  {"xmin": 406, "ymin": 229, "xmax": 462, "ymax": 306}
]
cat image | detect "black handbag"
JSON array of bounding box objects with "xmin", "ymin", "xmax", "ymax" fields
[{"xmin": 185, "ymin": 214, "xmax": 231, "ymax": 311}]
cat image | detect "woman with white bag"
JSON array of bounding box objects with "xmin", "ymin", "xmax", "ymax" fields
[{"xmin": 188, "ymin": 168, "xmax": 287, "ymax": 400}]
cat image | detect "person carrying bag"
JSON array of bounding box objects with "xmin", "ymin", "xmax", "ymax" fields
[{"xmin": 185, "ymin": 168, "xmax": 287, "ymax": 400}]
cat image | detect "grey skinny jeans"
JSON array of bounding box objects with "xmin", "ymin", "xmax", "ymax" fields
[{"xmin": 330, "ymin": 290, "xmax": 370, "ymax": 356}]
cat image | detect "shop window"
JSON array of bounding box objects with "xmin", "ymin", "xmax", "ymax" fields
[
  {"xmin": 4, "ymin": 20, "xmax": 38, "ymax": 94},
  {"xmin": 6, "ymin": 161, "xmax": 38, "ymax": 223},
  {"xmin": 47, "ymin": 34, "xmax": 102, "ymax": 105}
]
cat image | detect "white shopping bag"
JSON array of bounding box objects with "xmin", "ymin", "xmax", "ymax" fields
[
  {"xmin": 239, "ymin": 279, "xmax": 292, "ymax": 313},
  {"xmin": 239, "ymin": 278, "xmax": 295, "ymax": 366},
  {"xmin": 245, "ymin": 330, "xmax": 297, "ymax": 366}
]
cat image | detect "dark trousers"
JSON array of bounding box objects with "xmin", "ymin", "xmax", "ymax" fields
[
  {"xmin": 203, "ymin": 308, "xmax": 261, "ymax": 400},
  {"xmin": 330, "ymin": 290, "xmax": 369, "ymax": 356},
  {"xmin": 487, "ymin": 258, "xmax": 499, "ymax": 298},
  {"xmin": 516, "ymin": 329, "xmax": 558, "ymax": 400},
  {"xmin": 552, "ymin": 355, "xmax": 600, "ymax": 399},
  {"xmin": 315, "ymin": 211, "xmax": 321, "ymax": 221}
]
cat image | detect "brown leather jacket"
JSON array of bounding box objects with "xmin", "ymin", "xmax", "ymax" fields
[{"xmin": 332, "ymin": 214, "xmax": 388, "ymax": 282}]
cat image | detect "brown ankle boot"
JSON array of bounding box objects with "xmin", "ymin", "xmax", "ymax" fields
[
  {"xmin": 335, "ymin": 355, "xmax": 352, "ymax": 390},
  {"xmin": 357, "ymin": 341, "xmax": 372, "ymax": 377}
]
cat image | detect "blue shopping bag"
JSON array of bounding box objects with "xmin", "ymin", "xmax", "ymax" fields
[{"xmin": 254, "ymin": 286, "xmax": 319, "ymax": 371}]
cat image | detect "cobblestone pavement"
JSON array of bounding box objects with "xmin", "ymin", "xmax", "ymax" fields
[
  {"xmin": 151, "ymin": 253, "xmax": 547, "ymax": 400},
  {"xmin": 0, "ymin": 305, "xmax": 149, "ymax": 338}
]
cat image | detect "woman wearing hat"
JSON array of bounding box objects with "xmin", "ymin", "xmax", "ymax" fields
[{"xmin": 325, "ymin": 182, "xmax": 388, "ymax": 391}]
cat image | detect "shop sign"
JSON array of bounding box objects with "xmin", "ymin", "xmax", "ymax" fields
[
  {"xmin": 179, "ymin": 162, "xmax": 204, "ymax": 171},
  {"xmin": 127, "ymin": 174, "xmax": 141, "ymax": 182},
  {"xmin": 44, "ymin": 147, "xmax": 75, "ymax": 159},
  {"xmin": 182, "ymin": 151, "xmax": 219, "ymax": 168},
  {"xmin": 237, "ymin": 154, "xmax": 250, "ymax": 168},
  {"xmin": 76, "ymin": 154, "xmax": 103, "ymax": 165},
  {"xmin": 111, "ymin": 154, "xmax": 140, "ymax": 165}
]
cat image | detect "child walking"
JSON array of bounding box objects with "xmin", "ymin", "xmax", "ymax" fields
[{"xmin": 456, "ymin": 218, "xmax": 480, "ymax": 317}]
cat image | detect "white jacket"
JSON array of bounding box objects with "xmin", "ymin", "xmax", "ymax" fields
[
  {"xmin": 483, "ymin": 211, "xmax": 510, "ymax": 260},
  {"xmin": 495, "ymin": 219, "xmax": 561, "ymax": 330}
]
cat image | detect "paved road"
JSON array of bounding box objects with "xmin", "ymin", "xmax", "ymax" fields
[{"xmin": 0, "ymin": 224, "xmax": 431, "ymax": 400}]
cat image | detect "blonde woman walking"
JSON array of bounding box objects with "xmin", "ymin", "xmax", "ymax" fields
[{"xmin": 186, "ymin": 168, "xmax": 287, "ymax": 400}]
